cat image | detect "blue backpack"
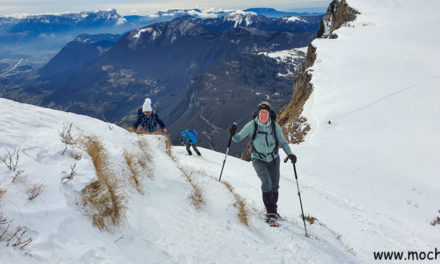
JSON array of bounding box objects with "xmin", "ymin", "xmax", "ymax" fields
[{"xmin": 189, "ymin": 129, "xmax": 198, "ymax": 138}]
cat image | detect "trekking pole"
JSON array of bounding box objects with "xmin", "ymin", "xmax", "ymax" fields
[
  {"xmin": 218, "ymin": 123, "xmax": 236, "ymax": 181},
  {"xmin": 284, "ymin": 156, "xmax": 308, "ymax": 237}
]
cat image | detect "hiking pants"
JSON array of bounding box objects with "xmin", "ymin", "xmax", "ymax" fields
[
  {"xmin": 186, "ymin": 143, "xmax": 201, "ymax": 155},
  {"xmin": 252, "ymin": 156, "xmax": 280, "ymax": 214},
  {"xmin": 252, "ymin": 156, "xmax": 280, "ymax": 193}
]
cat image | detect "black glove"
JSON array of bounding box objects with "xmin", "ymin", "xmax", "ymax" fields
[
  {"xmin": 287, "ymin": 154, "xmax": 297, "ymax": 164},
  {"xmin": 229, "ymin": 123, "xmax": 237, "ymax": 136}
]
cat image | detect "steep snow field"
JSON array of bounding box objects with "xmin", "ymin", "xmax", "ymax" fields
[
  {"xmin": 0, "ymin": 98, "xmax": 355, "ymax": 263},
  {"xmin": 297, "ymin": 0, "xmax": 440, "ymax": 261}
]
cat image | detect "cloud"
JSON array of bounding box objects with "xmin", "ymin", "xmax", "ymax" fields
[{"xmin": 0, "ymin": 0, "xmax": 330, "ymax": 16}]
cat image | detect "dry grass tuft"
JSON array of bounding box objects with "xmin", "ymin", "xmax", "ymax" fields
[
  {"xmin": 123, "ymin": 125, "xmax": 166, "ymax": 136},
  {"xmin": 59, "ymin": 123, "xmax": 77, "ymax": 155},
  {"xmin": 123, "ymin": 151, "xmax": 144, "ymax": 194},
  {"xmin": 178, "ymin": 166, "xmax": 205, "ymax": 209},
  {"xmin": 431, "ymin": 210, "xmax": 440, "ymax": 226},
  {"xmin": 163, "ymin": 134, "xmax": 174, "ymax": 160},
  {"xmin": 315, "ymin": 217, "xmax": 357, "ymax": 256},
  {"xmin": 0, "ymin": 188, "xmax": 6, "ymax": 201},
  {"xmin": 80, "ymin": 136, "xmax": 126, "ymax": 232},
  {"xmin": 161, "ymin": 135, "xmax": 204, "ymax": 208},
  {"xmin": 26, "ymin": 183, "xmax": 43, "ymax": 200},
  {"xmin": 137, "ymin": 139, "xmax": 154, "ymax": 179},
  {"xmin": 222, "ymin": 181, "xmax": 249, "ymax": 226},
  {"xmin": 0, "ymin": 214, "xmax": 32, "ymax": 254},
  {"xmin": 62, "ymin": 163, "xmax": 77, "ymax": 182},
  {"xmin": 0, "ymin": 147, "xmax": 20, "ymax": 171},
  {"xmin": 0, "ymin": 147, "xmax": 25, "ymax": 183},
  {"xmin": 69, "ymin": 151, "xmax": 82, "ymax": 161},
  {"xmin": 11, "ymin": 169, "xmax": 25, "ymax": 183},
  {"xmin": 303, "ymin": 214, "xmax": 318, "ymax": 225}
]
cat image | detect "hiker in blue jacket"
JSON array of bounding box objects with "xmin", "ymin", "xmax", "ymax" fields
[
  {"xmin": 228, "ymin": 101, "xmax": 297, "ymax": 225},
  {"xmin": 180, "ymin": 129, "xmax": 201, "ymax": 156},
  {"xmin": 133, "ymin": 98, "xmax": 167, "ymax": 133}
]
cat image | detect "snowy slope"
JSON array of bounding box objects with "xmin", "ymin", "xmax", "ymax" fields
[
  {"xmin": 0, "ymin": 98, "xmax": 356, "ymax": 263},
  {"xmin": 295, "ymin": 0, "xmax": 440, "ymax": 261}
]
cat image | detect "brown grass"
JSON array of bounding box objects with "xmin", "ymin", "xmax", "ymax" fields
[
  {"xmin": 162, "ymin": 135, "xmax": 205, "ymax": 209},
  {"xmin": 162, "ymin": 134, "xmax": 205, "ymax": 208},
  {"xmin": 123, "ymin": 151, "xmax": 144, "ymax": 194},
  {"xmin": 163, "ymin": 134, "xmax": 174, "ymax": 161},
  {"xmin": 303, "ymin": 214, "xmax": 318, "ymax": 225},
  {"xmin": 178, "ymin": 166, "xmax": 205, "ymax": 209},
  {"xmin": 222, "ymin": 181, "xmax": 248, "ymax": 226},
  {"xmin": 80, "ymin": 136, "xmax": 126, "ymax": 232},
  {"xmin": 0, "ymin": 188, "xmax": 6, "ymax": 201},
  {"xmin": 123, "ymin": 125, "xmax": 165, "ymax": 136},
  {"xmin": 137, "ymin": 139, "xmax": 154, "ymax": 179},
  {"xmin": 312, "ymin": 216, "xmax": 356, "ymax": 256}
]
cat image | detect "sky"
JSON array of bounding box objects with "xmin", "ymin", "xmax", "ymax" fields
[{"xmin": 0, "ymin": 0, "xmax": 331, "ymax": 17}]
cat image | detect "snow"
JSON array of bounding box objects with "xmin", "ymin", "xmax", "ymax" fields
[
  {"xmin": 282, "ymin": 16, "xmax": 306, "ymax": 23},
  {"xmin": 0, "ymin": 98, "xmax": 356, "ymax": 263},
  {"xmin": 131, "ymin": 27, "xmax": 153, "ymax": 40},
  {"xmin": 296, "ymin": 0, "xmax": 440, "ymax": 261},
  {"xmin": 224, "ymin": 10, "xmax": 258, "ymax": 27},
  {"xmin": 2, "ymin": 0, "xmax": 440, "ymax": 263},
  {"xmin": 260, "ymin": 48, "xmax": 307, "ymax": 78},
  {"xmin": 116, "ymin": 17, "xmax": 127, "ymax": 25},
  {"xmin": 259, "ymin": 47, "xmax": 307, "ymax": 62}
]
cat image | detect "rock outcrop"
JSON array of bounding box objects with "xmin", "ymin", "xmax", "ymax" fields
[{"xmin": 278, "ymin": 0, "xmax": 359, "ymax": 144}]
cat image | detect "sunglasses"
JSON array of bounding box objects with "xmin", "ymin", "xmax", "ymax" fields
[{"xmin": 143, "ymin": 111, "xmax": 152, "ymax": 115}]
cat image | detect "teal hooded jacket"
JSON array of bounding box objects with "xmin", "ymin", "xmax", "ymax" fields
[{"xmin": 232, "ymin": 118, "xmax": 292, "ymax": 162}]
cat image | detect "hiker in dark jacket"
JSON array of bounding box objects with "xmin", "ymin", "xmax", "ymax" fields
[
  {"xmin": 133, "ymin": 98, "xmax": 167, "ymax": 133},
  {"xmin": 180, "ymin": 129, "xmax": 201, "ymax": 156},
  {"xmin": 228, "ymin": 101, "xmax": 297, "ymax": 225}
]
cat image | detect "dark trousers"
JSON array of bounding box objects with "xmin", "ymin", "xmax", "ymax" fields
[
  {"xmin": 186, "ymin": 143, "xmax": 201, "ymax": 156},
  {"xmin": 252, "ymin": 156, "xmax": 280, "ymax": 214}
]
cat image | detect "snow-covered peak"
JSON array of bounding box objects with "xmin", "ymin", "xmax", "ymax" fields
[
  {"xmin": 224, "ymin": 10, "xmax": 259, "ymax": 27},
  {"xmin": 131, "ymin": 27, "xmax": 154, "ymax": 40},
  {"xmin": 148, "ymin": 8, "xmax": 226, "ymax": 19},
  {"xmin": 1, "ymin": 9, "xmax": 124, "ymax": 25},
  {"xmin": 282, "ymin": 16, "xmax": 307, "ymax": 23}
]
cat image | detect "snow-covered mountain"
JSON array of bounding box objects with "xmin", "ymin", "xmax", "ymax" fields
[
  {"xmin": 0, "ymin": 9, "xmax": 126, "ymax": 37},
  {"xmin": 0, "ymin": 97, "xmax": 356, "ymax": 263}
]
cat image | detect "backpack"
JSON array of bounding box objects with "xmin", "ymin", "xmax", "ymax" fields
[
  {"xmin": 251, "ymin": 110, "xmax": 279, "ymax": 159},
  {"xmin": 189, "ymin": 129, "xmax": 198, "ymax": 138},
  {"xmin": 138, "ymin": 107, "xmax": 157, "ymax": 132}
]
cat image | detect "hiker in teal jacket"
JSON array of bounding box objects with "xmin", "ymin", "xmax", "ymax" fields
[{"xmin": 229, "ymin": 101, "xmax": 297, "ymax": 224}]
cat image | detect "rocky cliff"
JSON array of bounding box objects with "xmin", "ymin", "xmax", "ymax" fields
[{"xmin": 278, "ymin": 0, "xmax": 359, "ymax": 144}]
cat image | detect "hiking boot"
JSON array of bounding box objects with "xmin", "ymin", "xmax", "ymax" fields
[
  {"xmin": 265, "ymin": 213, "xmax": 279, "ymax": 227},
  {"xmin": 265, "ymin": 212, "xmax": 281, "ymax": 220}
]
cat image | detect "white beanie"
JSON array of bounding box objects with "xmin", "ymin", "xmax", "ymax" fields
[{"xmin": 142, "ymin": 98, "xmax": 152, "ymax": 112}]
